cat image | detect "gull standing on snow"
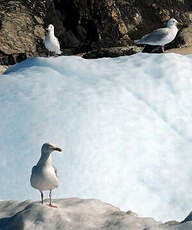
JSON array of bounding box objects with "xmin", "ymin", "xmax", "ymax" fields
[
  {"xmin": 45, "ymin": 24, "xmax": 62, "ymax": 56},
  {"xmin": 135, "ymin": 18, "xmax": 182, "ymax": 52},
  {"xmin": 30, "ymin": 143, "xmax": 62, "ymax": 208}
]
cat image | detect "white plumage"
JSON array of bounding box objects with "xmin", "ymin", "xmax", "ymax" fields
[
  {"xmin": 45, "ymin": 24, "xmax": 62, "ymax": 55},
  {"xmin": 30, "ymin": 143, "xmax": 62, "ymax": 207}
]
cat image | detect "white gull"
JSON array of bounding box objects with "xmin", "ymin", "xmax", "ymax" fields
[
  {"xmin": 45, "ymin": 24, "xmax": 62, "ymax": 55},
  {"xmin": 135, "ymin": 18, "xmax": 182, "ymax": 52},
  {"xmin": 30, "ymin": 143, "xmax": 62, "ymax": 208}
]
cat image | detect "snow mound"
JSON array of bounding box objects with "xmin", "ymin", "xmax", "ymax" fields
[
  {"xmin": 1, "ymin": 53, "xmax": 192, "ymax": 221},
  {"xmin": 0, "ymin": 198, "xmax": 163, "ymax": 230}
]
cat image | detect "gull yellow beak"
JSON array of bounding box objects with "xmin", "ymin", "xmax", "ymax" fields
[
  {"xmin": 54, "ymin": 147, "xmax": 62, "ymax": 152},
  {"xmin": 177, "ymin": 22, "xmax": 183, "ymax": 26}
]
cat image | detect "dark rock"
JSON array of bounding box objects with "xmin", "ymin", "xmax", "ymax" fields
[
  {"xmin": 63, "ymin": 30, "xmax": 81, "ymax": 48},
  {"xmin": 70, "ymin": 0, "xmax": 192, "ymax": 48},
  {"xmin": 181, "ymin": 211, "xmax": 192, "ymax": 223},
  {"xmin": 142, "ymin": 45, "xmax": 163, "ymax": 53},
  {"xmin": 0, "ymin": 53, "xmax": 27, "ymax": 66},
  {"xmin": 62, "ymin": 49, "xmax": 74, "ymax": 56},
  {"xmin": 1, "ymin": 0, "xmax": 192, "ymax": 65},
  {"xmin": 0, "ymin": 0, "xmax": 48, "ymax": 64},
  {"xmin": 83, "ymin": 46, "xmax": 142, "ymax": 59},
  {"xmin": 169, "ymin": 25, "xmax": 192, "ymax": 48}
]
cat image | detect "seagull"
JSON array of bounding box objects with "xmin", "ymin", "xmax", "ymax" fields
[
  {"xmin": 45, "ymin": 24, "xmax": 62, "ymax": 56},
  {"xmin": 135, "ymin": 18, "xmax": 182, "ymax": 52},
  {"xmin": 30, "ymin": 143, "xmax": 62, "ymax": 208}
]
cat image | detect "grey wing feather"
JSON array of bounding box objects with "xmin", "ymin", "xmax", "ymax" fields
[{"xmin": 136, "ymin": 28, "xmax": 169, "ymax": 44}]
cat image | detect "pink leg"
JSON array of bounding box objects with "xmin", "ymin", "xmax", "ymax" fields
[
  {"xmin": 41, "ymin": 191, "xmax": 44, "ymax": 204},
  {"xmin": 162, "ymin": 46, "xmax": 165, "ymax": 53},
  {"xmin": 48, "ymin": 190, "xmax": 57, "ymax": 208}
]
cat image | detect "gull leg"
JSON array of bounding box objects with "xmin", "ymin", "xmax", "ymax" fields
[
  {"xmin": 48, "ymin": 190, "xmax": 57, "ymax": 208},
  {"xmin": 40, "ymin": 191, "xmax": 44, "ymax": 204},
  {"xmin": 161, "ymin": 46, "xmax": 165, "ymax": 53}
]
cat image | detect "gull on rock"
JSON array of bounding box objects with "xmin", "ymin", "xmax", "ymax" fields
[
  {"xmin": 135, "ymin": 18, "xmax": 182, "ymax": 52},
  {"xmin": 45, "ymin": 24, "xmax": 62, "ymax": 56},
  {"xmin": 30, "ymin": 143, "xmax": 62, "ymax": 208}
]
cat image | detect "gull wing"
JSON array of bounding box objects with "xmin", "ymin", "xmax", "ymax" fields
[
  {"xmin": 136, "ymin": 28, "xmax": 169, "ymax": 44},
  {"xmin": 53, "ymin": 36, "xmax": 60, "ymax": 50}
]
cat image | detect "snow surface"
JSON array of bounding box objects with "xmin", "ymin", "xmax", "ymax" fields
[
  {"xmin": 1, "ymin": 198, "xmax": 192, "ymax": 230},
  {"xmin": 0, "ymin": 198, "xmax": 163, "ymax": 230},
  {"xmin": 1, "ymin": 53, "xmax": 192, "ymax": 222}
]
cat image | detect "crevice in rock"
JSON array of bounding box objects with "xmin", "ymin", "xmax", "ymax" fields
[
  {"xmin": 54, "ymin": 0, "xmax": 79, "ymax": 30},
  {"xmin": 81, "ymin": 18, "xmax": 99, "ymax": 42},
  {"xmin": 0, "ymin": 52, "xmax": 27, "ymax": 65}
]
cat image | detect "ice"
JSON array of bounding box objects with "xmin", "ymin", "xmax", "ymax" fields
[{"xmin": 1, "ymin": 53, "xmax": 192, "ymax": 221}]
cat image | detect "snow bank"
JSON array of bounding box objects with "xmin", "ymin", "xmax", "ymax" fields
[
  {"xmin": 1, "ymin": 199, "xmax": 192, "ymax": 230},
  {"xmin": 0, "ymin": 198, "xmax": 163, "ymax": 230},
  {"xmin": 1, "ymin": 53, "xmax": 192, "ymax": 221}
]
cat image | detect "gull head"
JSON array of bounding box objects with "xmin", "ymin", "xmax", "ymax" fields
[
  {"xmin": 167, "ymin": 18, "xmax": 182, "ymax": 27},
  {"xmin": 47, "ymin": 24, "xmax": 54, "ymax": 32},
  {"xmin": 41, "ymin": 143, "xmax": 62, "ymax": 154}
]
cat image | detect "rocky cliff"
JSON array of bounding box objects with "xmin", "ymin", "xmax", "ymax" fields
[
  {"xmin": 0, "ymin": 0, "xmax": 47, "ymax": 65},
  {"xmin": 1, "ymin": 0, "xmax": 192, "ymax": 65}
]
